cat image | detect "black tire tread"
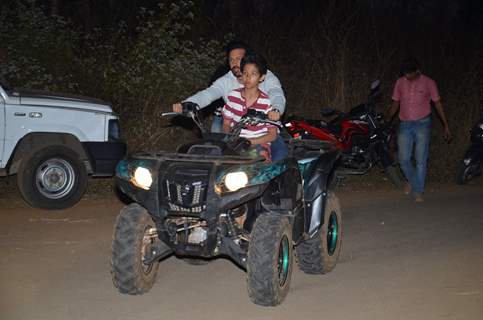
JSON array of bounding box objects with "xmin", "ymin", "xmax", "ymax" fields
[
  {"xmin": 247, "ymin": 213, "xmax": 293, "ymax": 306},
  {"xmin": 17, "ymin": 146, "xmax": 87, "ymax": 210},
  {"xmin": 386, "ymin": 165, "xmax": 404, "ymax": 189},
  {"xmin": 111, "ymin": 203, "xmax": 159, "ymax": 295},
  {"xmin": 295, "ymin": 192, "xmax": 342, "ymax": 274},
  {"xmin": 456, "ymin": 161, "xmax": 480, "ymax": 185}
]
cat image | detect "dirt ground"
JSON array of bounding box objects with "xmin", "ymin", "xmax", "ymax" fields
[{"xmin": 0, "ymin": 181, "xmax": 482, "ymax": 320}]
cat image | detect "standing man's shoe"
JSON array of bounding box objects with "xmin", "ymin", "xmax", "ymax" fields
[
  {"xmin": 403, "ymin": 183, "xmax": 411, "ymax": 195},
  {"xmin": 414, "ymin": 195, "xmax": 424, "ymax": 203}
]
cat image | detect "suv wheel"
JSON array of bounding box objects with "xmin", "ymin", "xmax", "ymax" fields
[
  {"xmin": 17, "ymin": 146, "xmax": 87, "ymax": 209},
  {"xmin": 247, "ymin": 213, "xmax": 293, "ymax": 306}
]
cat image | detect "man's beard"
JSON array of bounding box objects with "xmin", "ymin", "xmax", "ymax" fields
[{"xmin": 231, "ymin": 67, "xmax": 242, "ymax": 78}]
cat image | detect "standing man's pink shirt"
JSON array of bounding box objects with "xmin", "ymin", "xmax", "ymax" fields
[{"xmin": 392, "ymin": 74, "xmax": 441, "ymax": 121}]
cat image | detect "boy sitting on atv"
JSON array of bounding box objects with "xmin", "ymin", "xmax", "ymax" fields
[{"xmin": 222, "ymin": 52, "xmax": 278, "ymax": 161}]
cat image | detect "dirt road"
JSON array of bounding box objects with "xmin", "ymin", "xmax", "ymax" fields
[{"xmin": 1, "ymin": 185, "xmax": 482, "ymax": 320}]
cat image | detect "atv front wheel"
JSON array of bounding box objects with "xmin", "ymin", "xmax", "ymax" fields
[
  {"xmin": 296, "ymin": 191, "xmax": 342, "ymax": 274},
  {"xmin": 111, "ymin": 203, "xmax": 160, "ymax": 294},
  {"xmin": 247, "ymin": 213, "xmax": 293, "ymax": 306}
]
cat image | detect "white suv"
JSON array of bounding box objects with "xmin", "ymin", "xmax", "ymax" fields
[{"xmin": 0, "ymin": 84, "xmax": 126, "ymax": 209}]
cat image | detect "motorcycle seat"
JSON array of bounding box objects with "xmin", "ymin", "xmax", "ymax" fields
[
  {"xmin": 296, "ymin": 119, "xmax": 342, "ymax": 135},
  {"xmin": 305, "ymin": 119, "xmax": 327, "ymax": 127}
]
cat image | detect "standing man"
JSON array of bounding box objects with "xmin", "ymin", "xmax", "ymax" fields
[
  {"xmin": 172, "ymin": 41, "xmax": 288, "ymax": 161},
  {"xmin": 388, "ymin": 57, "xmax": 451, "ymax": 203}
]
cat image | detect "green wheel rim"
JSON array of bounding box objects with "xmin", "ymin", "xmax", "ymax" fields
[
  {"xmin": 327, "ymin": 211, "xmax": 339, "ymax": 256},
  {"xmin": 278, "ymin": 235, "xmax": 290, "ymax": 287}
]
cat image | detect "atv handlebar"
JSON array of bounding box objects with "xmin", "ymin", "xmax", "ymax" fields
[
  {"xmin": 161, "ymin": 101, "xmax": 200, "ymax": 118},
  {"xmin": 161, "ymin": 103, "xmax": 281, "ymax": 139},
  {"xmin": 161, "ymin": 112, "xmax": 181, "ymax": 117},
  {"xmin": 161, "ymin": 102, "xmax": 206, "ymax": 133},
  {"xmin": 241, "ymin": 109, "xmax": 282, "ymax": 128}
]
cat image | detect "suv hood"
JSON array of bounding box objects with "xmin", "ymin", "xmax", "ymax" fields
[{"xmin": 15, "ymin": 89, "xmax": 113, "ymax": 113}]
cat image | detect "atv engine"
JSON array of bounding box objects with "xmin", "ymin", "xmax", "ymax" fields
[{"xmin": 166, "ymin": 217, "xmax": 208, "ymax": 245}]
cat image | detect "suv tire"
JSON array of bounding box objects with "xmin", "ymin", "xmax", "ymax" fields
[{"xmin": 17, "ymin": 146, "xmax": 87, "ymax": 209}]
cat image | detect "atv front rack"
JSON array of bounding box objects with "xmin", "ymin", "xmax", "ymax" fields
[{"xmin": 132, "ymin": 151, "xmax": 264, "ymax": 164}]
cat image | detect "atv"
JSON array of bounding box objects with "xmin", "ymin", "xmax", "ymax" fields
[{"xmin": 111, "ymin": 102, "xmax": 343, "ymax": 306}]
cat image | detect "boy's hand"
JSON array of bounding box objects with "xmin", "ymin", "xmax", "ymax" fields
[
  {"xmin": 172, "ymin": 103, "xmax": 182, "ymax": 113},
  {"xmin": 268, "ymin": 109, "xmax": 280, "ymax": 121}
]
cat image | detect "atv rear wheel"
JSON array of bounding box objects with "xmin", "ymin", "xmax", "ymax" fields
[
  {"xmin": 247, "ymin": 213, "xmax": 293, "ymax": 306},
  {"xmin": 111, "ymin": 203, "xmax": 160, "ymax": 294},
  {"xmin": 296, "ymin": 192, "xmax": 342, "ymax": 274}
]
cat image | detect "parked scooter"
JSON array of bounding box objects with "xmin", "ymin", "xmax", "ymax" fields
[
  {"xmin": 456, "ymin": 118, "xmax": 483, "ymax": 184},
  {"xmin": 284, "ymin": 81, "xmax": 404, "ymax": 188}
]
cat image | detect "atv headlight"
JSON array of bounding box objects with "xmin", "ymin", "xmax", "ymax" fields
[
  {"xmin": 132, "ymin": 167, "xmax": 153, "ymax": 190},
  {"xmin": 224, "ymin": 171, "xmax": 249, "ymax": 192}
]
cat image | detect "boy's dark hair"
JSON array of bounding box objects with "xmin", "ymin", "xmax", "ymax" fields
[
  {"xmin": 241, "ymin": 52, "xmax": 268, "ymax": 75},
  {"xmin": 225, "ymin": 40, "xmax": 252, "ymax": 55},
  {"xmin": 400, "ymin": 57, "xmax": 420, "ymax": 75}
]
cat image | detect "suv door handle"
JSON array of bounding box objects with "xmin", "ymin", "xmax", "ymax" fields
[{"xmin": 14, "ymin": 112, "xmax": 26, "ymax": 116}]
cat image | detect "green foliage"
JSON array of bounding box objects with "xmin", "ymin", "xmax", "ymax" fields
[
  {"xmin": 80, "ymin": 1, "xmax": 222, "ymax": 101},
  {"xmin": 0, "ymin": 0, "xmax": 224, "ymax": 151},
  {"xmin": 0, "ymin": 0, "xmax": 79, "ymax": 91}
]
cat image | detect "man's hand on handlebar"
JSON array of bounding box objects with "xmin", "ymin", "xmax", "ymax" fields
[
  {"xmin": 172, "ymin": 101, "xmax": 199, "ymax": 114},
  {"xmin": 172, "ymin": 103, "xmax": 182, "ymax": 113}
]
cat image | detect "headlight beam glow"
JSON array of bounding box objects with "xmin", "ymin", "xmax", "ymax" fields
[
  {"xmin": 224, "ymin": 172, "xmax": 249, "ymax": 192},
  {"xmin": 133, "ymin": 167, "xmax": 153, "ymax": 190}
]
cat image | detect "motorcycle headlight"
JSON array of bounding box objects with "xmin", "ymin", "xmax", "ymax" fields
[
  {"xmin": 224, "ymin": 171, "xmax": 249, "ymax": 192},
  {"xmin": 132, "ymin": 167, "xmax": 153, "ymax": 190}
]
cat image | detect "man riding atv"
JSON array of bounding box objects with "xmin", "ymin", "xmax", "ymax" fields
[
  {"xmin": 172, "ymin": 41, "xmax": 288, "ymax": 161},
  {"xmin": 111, "ymin": 100, "xmax": 343, "ymax": 306}
]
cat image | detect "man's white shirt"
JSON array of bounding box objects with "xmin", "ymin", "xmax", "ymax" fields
[{"xmin": 185, "ymin": 70, "xmax": 286, "ymax": 114}]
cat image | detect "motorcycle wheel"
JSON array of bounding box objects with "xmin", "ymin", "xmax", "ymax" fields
[
  {"xmin": 456, "ymin": 161, "xmax": 480, "ymax": 185},
  {"xmin": 386, "ymin": 165, "xmax": 405, "ymax": 189}
]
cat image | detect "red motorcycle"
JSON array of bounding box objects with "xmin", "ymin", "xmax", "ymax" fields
[{"xmin": 284, "ymin": 81, "xmax": 403, "ymax": 188}]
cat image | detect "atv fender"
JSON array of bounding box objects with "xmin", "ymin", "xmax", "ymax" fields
[{"xmin": 303, "ymin": 150, "xmax": 339, "ymax": 236}]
